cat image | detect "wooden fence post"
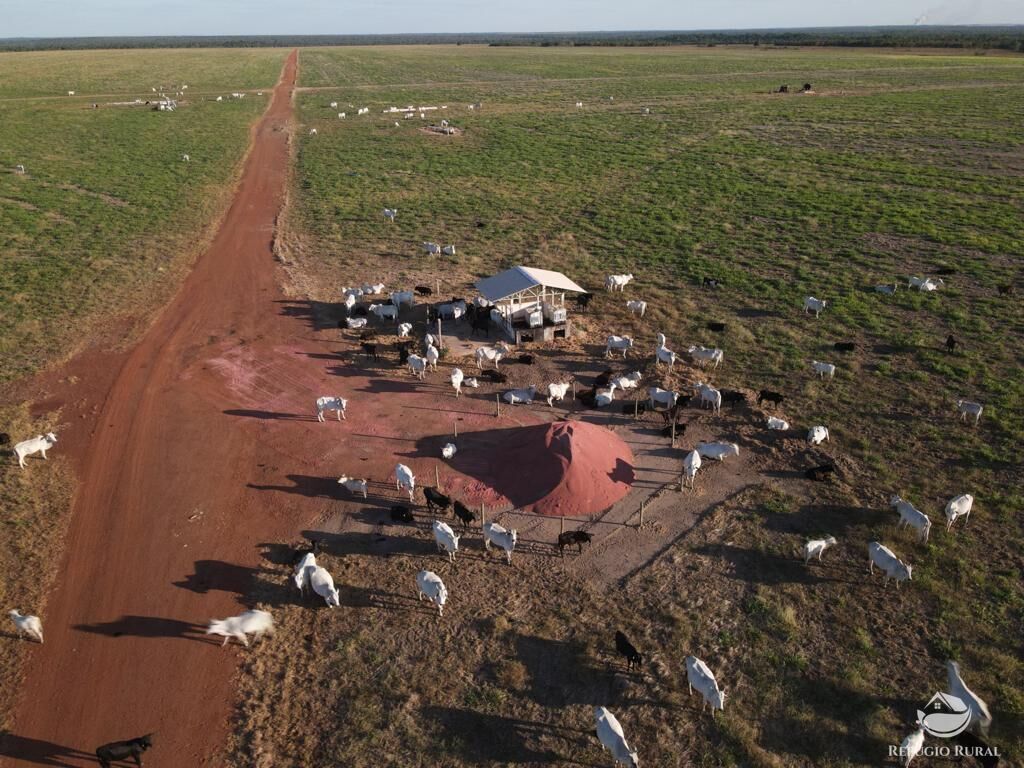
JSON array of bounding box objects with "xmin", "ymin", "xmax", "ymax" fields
[
  {"xmin": 671, "ymin": 419, "xmax": 676, "ymax": 448},
  {"xmin": 639, "ymin": 499, "xmax": 645, "ymax": 528},
  {"xmin": 560, "ymin": 516, "xmax": 565, "ymax": 535},
  {"xmin": 495, "ymin": 394, "xmax": 500, "ymax": 418},
  {"xmin": 679, "ymin": 465, "xmax": 685, "ymax": 493},
  {"xmin": 481, "ymin": 505, "xmax": 487, "ymax": 528},
  {"xmin": 435, "ymin": 466, "xmax": 440, "ymax": 489},
  {"xmin": 454, "ymin": 421, "xmax": 458, "ymax": 439},
  {"xmin": 437, "ymin": 318, "xmax": 443, "ymax": 351}
]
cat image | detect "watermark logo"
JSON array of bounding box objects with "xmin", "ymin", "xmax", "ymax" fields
[{"xmin": 917, "ymin": 692, "xmax": 972, "ymax": 738}]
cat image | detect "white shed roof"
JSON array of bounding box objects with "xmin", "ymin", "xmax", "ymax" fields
[{"xmin": 475, "ymin": 266, "xmax": 586, "ymax": 302}]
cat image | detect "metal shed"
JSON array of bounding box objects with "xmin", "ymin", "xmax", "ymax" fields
[{"xmin": 475, "ymin": 266, "xmax": 586, "ymax": 344}]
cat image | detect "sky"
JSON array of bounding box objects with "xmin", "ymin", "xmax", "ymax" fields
[{"xmin": 2, "ymin": 0, "xmax": 1022, "ymax": 38}]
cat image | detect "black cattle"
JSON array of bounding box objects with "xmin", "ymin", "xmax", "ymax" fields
[
  {"xmin": 594, "ymin": 368, "xmax": 615, "ymax": 388},
  {"xmin": 757, "ymin": 389, "xmax": 784, "ymax": 408},
  {"xmin": 720, "ymin": 389, "xmax": 747, "ymax": 408},
  {"xmin": 0, "ymin": 432, "xmax": 9, "ymax": 446},
  {"xmin": 778, "ymin": 84, "xmax": 789, "ymax": 93},
  {"xmin": 397, "ymin": 344, "xmax": 412, "ymax": 365},
  {"xmin": 577, "ymin": 386, "xmax": 599, "ymax": 408},
  {"xmin": 426, "ymin": 306, "xmax": 439, "ymax": 323},
  {"xmin": 801, "ymin": 82, "xmax": 813, "ymax": 92},
  {"xmin": 360, "ymin": 342, "xmax": 378, "ymax": 360},
  {"xmin": 481, "ymin": 369, "xmax": 508, "ymax": 383},
  {"xmin": 660, "ymin": 421, "xmax": 687, "ymax": 438},
  {"xmin": 352, "ymin": 305, "xmax": 368, "ymax": 317},
  {"xmin": 414, "ymin": 286, "xmax": 433, "ymax": 296},
  {"xmin": 470, "ymin": 312, "xmax": 490, "ymax": 338},
  {"xmin": 935, "ymin": 266, "xmax": 957, "ymax": 276},
  {"xmin": 623, "ymin": 401, "xmax": 646, "ymax": 415},
  {"xmin": 833, "ymin": 342, "xmax": 856, "ymax": 352},
  {"xmin": 805, "ymin": 464, "xmax": 835, "ymax": 482},
  {"xmin": 452, "ymin": 500, "xmax": 476, "ymax": 528},
  {"xmin": 517, "ymin": 354, "xmax": 535, "ymax": 365},
  {"xmin": 702, "ymin": 277, "xmax": 722, "ymax": 289},
  {"xmin": 96, "ymin": 734, "xmax": 153, "ymax": 768},
  {"xmin": 556, "ymin": 530, "xmax": 593, "ymax": 555},
  {"xmin": 423, "ymin": 486, "xmax": 451, "ymax": 514},
  {"xmin": 998, "ymin": 284, "xmax": 1013, "ymax": 295},
  {"xmin": 945, "ymin": 334, "xmax": 958, "ymax": 354},
  {"xmin": 614, "ymin": 631, "xmax": 643, "ymax": 670},
  {"xmin": 575, "ymin": 293, "xmax": 593, "ymax": 312},
  {"xmin": 707, "ymin": 321, "xmax": 726, "ymax": 332},
  {"xmin": 390, "ymin": 505, "xmax": 415, "ymax": 524}
]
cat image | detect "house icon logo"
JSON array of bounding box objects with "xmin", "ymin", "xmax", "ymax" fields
[{"xmin": 917, "ymin": 692, "xmax": 972, "ymax": 738}]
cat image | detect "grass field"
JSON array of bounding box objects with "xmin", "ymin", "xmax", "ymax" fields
[
  {"xmin": 0, "ymin": 47, "xmax": 286, "ymax": 729},
  {"xmin": 237, "ymin": 44, "xmax": 1024, "ymax": 766}
]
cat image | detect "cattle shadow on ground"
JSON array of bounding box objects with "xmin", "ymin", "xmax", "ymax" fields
[
  {"xmin": 275, "ymin": 299, "xmax": 342, "ymax": 331},
  {"xmin": 0, "ymin": 733, "xmax": 98, "ymax": 767},
  {"xmin": 691, "ymin": 544, "xmax": 855, "ymax": 586},
  {"xmin": 419, "ymin": 707, "xmax": 573, "ymax": 765},
  {"xmin": 173, "ymin": 559, "xmax": 262, "ymax": 601},
  {"xmin": 337, "ymin": 583, "xmax": 416, "ymax": 612},
  {"xmin": 300, "ymin": 528, "xmax": 436, "ymax": 559},
  {"xmin": 223, "ymin": 409, "xmax": 315, "ymax": 421},
  {"xmin": 73, "ymin": 615, "xmax": 211, "ymax": 643}
]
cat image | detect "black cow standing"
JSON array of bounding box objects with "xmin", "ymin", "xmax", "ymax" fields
[
  {"xmin": 614, "ymin": 631, "xmax": 643, "ymax": 670},
  {"xmin": 96, "ymin": 734, "xmax": 153, "ymax": 767}
]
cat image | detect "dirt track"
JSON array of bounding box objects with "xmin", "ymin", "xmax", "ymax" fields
[{"xmin": 2, "ymin": 51, "xmax": 301, "ymax": 766}]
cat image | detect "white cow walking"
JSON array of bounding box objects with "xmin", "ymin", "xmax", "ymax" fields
[{"xmin": 593, "ymin": 707, "xmax": 640, "ymax": 767}]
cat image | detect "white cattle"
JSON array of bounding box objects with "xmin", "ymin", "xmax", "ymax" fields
[
  {"xmin": 546, "ymin": 381, "xmax": 572, "ymax": 407},
  {"xmin": 807, "ymin": 425, "xmax": 830, "ymax": 445},
  {"xmin": 308, "ymin": 128, "xmax": 317, "ymax": 136},
  {"xmin": 338, "ymin": 476, "xmax": 368, "ymax": 499},
  {"xmin": 890, "ymin": 495, "xmax": 931, "ymax": 543},
  {"xmin": 593, "ymin": 707, "xmax": 639, "ymax": 768},
  {"xmin": 875, "ymin": 283, "xmax": 898, "ymax": 295},
  {"xmin": 292, "ymin": 552, "xmax": 316, "ymax": 593},
  {"xmin": 383, "ymin": 208, "xmax": 397, "ymax": 222},
  {"xmin": 694, "ymin": 382, "xmax": 721, "ymax": 414},
  {"xmin": 605, "ymin": 335, "xmax": 634, "ymax": 359},
  {"xmin": 397, "ymin": 322, "xmax": 413, "ymax": 338},
  {"xmin": 407, "ymin": 354, "xmax": 427, "ymax": 379},
  {"xmin": 390, "ymin": 290, "xmax": 414, "ymax": 308},
  {"xmin": 14, "ymin": 433, "xmax": 57, "ymax": 469},
  {"xmin": 425, "ymin": 344, "xmax": 440, "ymax": 371},
  {"xmin": 595, "ymin": 384, "xmax": 617, "ymax": 408},
  {"xmin": 803, "ymin": 296, "xmax": 827, "ymax": 317},
  {"xmin": 395, "ymin": 463, "xmax": 415, "ymax": 501},
  {"xmin": 956, "ymin": 399, "xmax": 983, "ymax": 425},
  {"xmin": 697, "ymin": 442, "xmax": 740, "ymax": 462},
  {"xmin": 483, "ymin": 522, "xmax": 517, "ymax": 564},
  {"xmin": 433, "ymin": 520, "xmax": 460, "ymax": 562},
  {"xmin": 648, "ymin": 387, "xmax": 678, "ymax": 410},
  {"xmin": 416, "ymin": 570, "xmax": 448, "ymax": 616},
  {"xmin": 357, "ymin": 107, "xmax": 369, "ymax": 115},
  {"xmin": 442, "ymin": 245, "xmax": 456, "ymax": 256},
  {"xmin": 464, "ymin": 377, "xmax": 479, "ymax": 388},
  {"xmin": 802, "ymin": 536, "xmax": 837, "ymax": 564},
  {"xmin": 575, "ymin": 101, "xmax": 584, "ymax": 109},
  {"xmin": 182, "ymin": 153, "xmax": 191, "ymax": 161},
  {"xmin": 369, "ymin": 303, "xmax": 399, "ymax": 323},
  {"xmin": 946, "ymin": 660, "xmax": 992, "ymax": 736},
  {"xmin": 767, "ymin": 416, "xmax": 790, "ymax": 430},
  {"xmin": 343, "ymin": 293, "xmax": 357, "ymax": 316},
  {"xmin": 438, "ymin": 302, "xmax": 465, "ymax": 321},
  {"xmin": 67, "ymin": 90, "xmax": 75, "ymax": 96},
  {"xmin": 611, "ymin": 371, "xmax": 642, "ymax": 390},
  {"xmin": 8, "ymin": 611, "xmax": 43, "ymax": 643},
  {"xmin": 867, "ymin": 541, "xmax": 912, "ymax": 588},
  {"xmin": 309, "ymin": 565, "xmax": 340, "ymax": 607},
  {"xmin": 605, "ymin": 274, "xmax": 634, "ymax": 292},
  {"xmin": 686, "ymin": 656, "xmax": 726, "ymax": 717},
  {"xmin": 688, "ymin": 345, "xmax": 723, "ymax": 369},
  {"xmin": 330, "ymin": 101, "xmax": 338, "ymax": 108},
  {"xmin": 655, "ymin": 334, "xmax": 677, "ymax": 370},
  {"xmin": 475, "ymin": 341, "xmax": 510, "ymax": 370},
  {"xmin": 316, "ymin": 396, "xmax": 347, "ymax": 422},
  {"xmin": 369, "ymin": 282, "xmax": 386, "ymax": 294},
  {"xmin": 451, "ymin": 367, "xmax": 465, "ymax": 397},
  {"xmin": 944, "ymin": 494, "xmax": 973, "ymax": 531},
  {"xmin": 899, "ymin": 727, "xmax": 924, "ymax": 767},
  {"xmin": 441, "ymin": 443, "xmax": 457, "ymax": 460},
  {"xmin": 206, "ymin": 609, "xmax": 274, "ymax": 647},
  {"xmin": 422, "ymin": 242, "xmax": 442, "ymax": 256},
  {"xmin": 346, "ymin": 317, "xmax": 367, "ymax": 329},
  {"xmin": 503, "ymin": 386, "xmax": 537, "ymax": 405},
  {"xmin": 626, "ymin": 300, "xmax": 647, "ymax": 317},
  {"xmin": 683, "ymin": 450, "xmax": 701, "ymax": 488},
  {"xmin": 811, "ymin": 360, "xmax": 836, "ymax": 379}
]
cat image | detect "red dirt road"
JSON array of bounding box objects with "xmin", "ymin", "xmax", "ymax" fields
[{"xmin": 2, "ymin": 52, "xmax": 302, "ymax": 767}]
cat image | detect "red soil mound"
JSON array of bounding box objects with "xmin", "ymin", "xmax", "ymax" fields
[{"xmin": 491, "ymin": 419, "xmax": 634, "ymax": 517}]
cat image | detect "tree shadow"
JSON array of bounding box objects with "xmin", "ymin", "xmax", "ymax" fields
[
  {"xmin": 754, "ymin": 502, "xmax": 885, "ymax": 536},
  {"xmin": 300, "ymin": 528, "xmax": 435, "ymax": 558},
  {"xmin": 173, "ymin": 560, "xmax": 261, "ymax": 600},
  {"xmin": 0, "ymin": 734, "xmax": 97, "ymax": 767},
  {"xmin": 248, "ymin": 474, "xmax": 340, "ymax": 499},
  {"xmin": 275, "ymin": 299, "xmax": 343, "ymax": 332},
  {"xmin": 73, "ymin": 615, "xmax": 211, "ymax": 643},
  {"xmin": 513, "ymin": 634, "xmax": 614, "ymax": 707}
]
